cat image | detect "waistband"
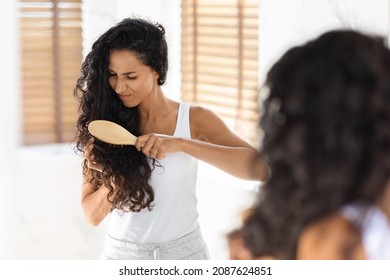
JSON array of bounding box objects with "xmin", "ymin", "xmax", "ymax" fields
[{"xmin": 103, "ymin": 227, "xmax": 208, "ymax": 260}]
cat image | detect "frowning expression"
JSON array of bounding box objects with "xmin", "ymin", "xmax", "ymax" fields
[{"xmin": 108, "ymin": 50, "xmax": 159, "ymax": 107}]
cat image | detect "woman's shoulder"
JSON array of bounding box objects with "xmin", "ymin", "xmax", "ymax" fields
[
  {"xmin": 297, "ymin": 211, "xmax": 366, "ymax": 259},
  {"xmin": 188, "ymin": 104, "xmax": 225, "ymax": 131},
  {"xmin": 187, "ymin": 104, "xmax": 229, "ymax": 141},
  {"xmin": 188, "ymin": 104, "xmax": 219, "ymax": 120}
]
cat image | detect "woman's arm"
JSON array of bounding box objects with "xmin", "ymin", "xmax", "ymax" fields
[
  {"xmin": 81, "ymin": 170, "xmax": 116, "ymax": 226},
  {"xmin": 136, "ymin": 106, "xmax": 270, "ymax": 181},
  {"xmin": 184, "ymin": 106, "xmax": 269, "ymax": 181},
  {"xmin": 81, "ymin": 138, "xmax": 117, "ymax": 226},
  {"xmin": 180, "ymin": 138, "xmax": 267, "ymax": 181}
]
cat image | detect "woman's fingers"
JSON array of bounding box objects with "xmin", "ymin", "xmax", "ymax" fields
[
  {"xmin": 87, "ymin": 160, "xmax": 103, "ymax": 172},
  {"xmin": 85, "ymin": 138, "xmax": 94, "ymax": 159},
  {"xmin": 136, "ymin": 134, "xmax": 161, "ymax": 159},
  {"xmin": 84, "ymin": 137, "xmax": 103, "ymax": 172},
  {"xmin": 155, "ymin": 149, "xmax": 166, "ymax": 160},
  {"xmin": 148, "ymin": 146, "xmax": 159, "ymax": 158}
]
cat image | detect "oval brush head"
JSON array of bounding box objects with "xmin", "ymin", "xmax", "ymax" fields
[{"xmin": 88, "ymin": 120, "xmax": 137, "ymax": 146}]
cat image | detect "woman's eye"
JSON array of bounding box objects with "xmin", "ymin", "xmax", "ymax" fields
[{"xmin": 127, "ymin": 76, "xmax": 137, "ymax": 80}]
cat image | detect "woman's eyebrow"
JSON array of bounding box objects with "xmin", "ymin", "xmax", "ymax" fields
[
  {"xmin": 121, "ymin": 71, "xmax": 137, "ymax": 75},
  {"xmin": 108, "ymin": 68, "xmax": 136, "ymax": 75}
]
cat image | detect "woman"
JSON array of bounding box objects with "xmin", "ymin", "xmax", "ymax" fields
[
  {"xmin": 74, "ymin": 17, "xmax": 269, "ymax": 260},
  {"xmin": 256, "ymin": 30, "xmax": 390, "ymax": 259}
]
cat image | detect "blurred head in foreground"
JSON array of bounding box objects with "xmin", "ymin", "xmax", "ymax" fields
[{"xmin": 250, "ymin": 30, "xmax": 390, "ymax": 259}]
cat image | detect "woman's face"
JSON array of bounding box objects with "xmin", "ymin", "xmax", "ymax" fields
[{"xmin": 108, "ymin": 50, "xmax": 158, "ymax": 107}]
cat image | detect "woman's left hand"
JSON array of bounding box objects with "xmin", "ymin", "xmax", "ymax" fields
[{"xmin": 85, "ymin": 137, "xmax": 104, "ymax": 172}]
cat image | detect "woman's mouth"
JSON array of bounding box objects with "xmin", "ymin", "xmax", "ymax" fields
[{"xmin": 118, "ymin": 94, "xmax": 132, "ymax": 101}]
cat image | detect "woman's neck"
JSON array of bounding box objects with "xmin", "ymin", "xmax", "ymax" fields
[
  {"xmin": 137, "ymin": 87, "xmax": 179, "ymax": 135},
  {"xmin": 138, "ymin": 87, "xmax": 171, "ymax": 118}
]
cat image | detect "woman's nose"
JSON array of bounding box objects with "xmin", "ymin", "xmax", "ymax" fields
[{"xmin": 115, "ymin": 78, "xmax": 126, "ymax": 94}]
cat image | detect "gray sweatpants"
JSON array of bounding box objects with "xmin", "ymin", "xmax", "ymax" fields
[{"xmin": 102, "ymin": 227, "xmax": 210, "ymax": 260}]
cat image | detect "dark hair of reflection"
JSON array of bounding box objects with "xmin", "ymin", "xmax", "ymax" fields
[{"xmin": 254, "ymin": 30, "xmax": 390, "ymax": 257}]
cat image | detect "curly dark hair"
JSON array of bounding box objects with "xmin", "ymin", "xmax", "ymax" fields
[
  {"xmin": 256, "ymin": 30, "xmax": 390, "ymax": 256},
  {"xmin": 73, "ymin": 18, "xmax": 168, "ymax": 212},
  {"xmin": 239, "ymin": 202, "xmax": 299, "ymax": 259}
]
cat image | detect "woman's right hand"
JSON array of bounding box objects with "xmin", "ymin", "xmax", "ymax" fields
[{"xmin": 85, "ymin": 137, "xmax": 103, "ymax": 172}]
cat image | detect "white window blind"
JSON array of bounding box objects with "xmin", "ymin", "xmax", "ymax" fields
[
  {"xmin": 181, "ymin": 0, "xmax": 260, "ymax": 146},
  {"xmin": 19, "ymin": 0, "xmax": 82, "ymax": 145}
]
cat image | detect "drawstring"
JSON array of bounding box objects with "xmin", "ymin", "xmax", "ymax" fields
[{"xmin": 153, "ymin": 247, "xmax": 160, "ymax": 260}]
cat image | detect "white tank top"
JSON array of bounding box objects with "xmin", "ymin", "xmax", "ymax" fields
[
  {"xmin": 107, "ymin": 103, "xmax": 199, "ymax": 243},
  {"xmin": 342, "ymin": 202, "xmax": 390, "ymax": 259}
]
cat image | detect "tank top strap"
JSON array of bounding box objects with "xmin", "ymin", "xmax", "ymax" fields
[{"xmin": 175, "ymin": 103, "xmax": 192, "ymax": 139}]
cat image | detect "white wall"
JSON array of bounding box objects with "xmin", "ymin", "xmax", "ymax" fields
[
  {"xmin": 82, "ymin": 0, "xmax": 118, "ymax": 57},
  {"xmin": 15, "ymin": 145, "xmax": 105, "ymax": 259},
  {"xmin": 0, "ymin": 0, "xmax": 21, "ymax": 259},
  {"xmin": 259, "ymin": 0, "xmax": 390, "ymax": 86}
]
